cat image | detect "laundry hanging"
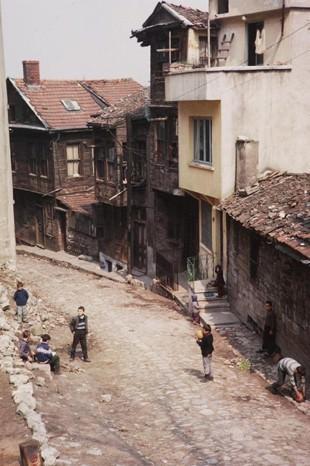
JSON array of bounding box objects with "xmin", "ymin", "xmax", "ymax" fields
[{"xmin": 255, "ymin": 28, "xmax": 266, "ymax": 55}]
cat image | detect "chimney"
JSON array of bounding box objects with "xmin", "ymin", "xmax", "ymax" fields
[{"xmin": 23, "ymin": 60, "xmax": 40, "ymax": 85}]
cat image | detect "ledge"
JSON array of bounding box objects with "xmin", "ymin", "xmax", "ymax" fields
[{"xmin": 189, "ymin": 161, "xmax": 215, "ymax": 171}]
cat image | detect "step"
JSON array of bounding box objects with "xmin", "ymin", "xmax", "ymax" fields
[
  {"xmin": 198, "ymin": 302, "xmax": 230, "ymax": 310},
  {"xmin": 190, "ymin": 279, "xmax": 214, "ymax": 292},
  {"xmin": 200, "ymin": 310, "xmax": 240, "ymax": 327}
]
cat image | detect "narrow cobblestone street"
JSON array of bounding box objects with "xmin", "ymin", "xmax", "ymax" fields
[{"xmin": 16, "ymin": 254, "xmax": 310, "ymax": 466}]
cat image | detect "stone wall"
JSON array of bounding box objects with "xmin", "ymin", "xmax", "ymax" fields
[{"xmin": 227, "ymin": 218, "xmax": 310, "ymax": 377}]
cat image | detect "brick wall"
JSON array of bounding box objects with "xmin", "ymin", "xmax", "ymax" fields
[{"xmin": 227, "ymin": 218, "xmax": 310, "ymax": 377}]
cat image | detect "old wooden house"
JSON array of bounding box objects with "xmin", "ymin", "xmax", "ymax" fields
[
  {"xmin": 7, "ymin": 60, "xmax": 142, "ymax": 258},
  {"xmin": 89, "ymin": 88, "xmax": 146, "ymax": 271},
  {"xmin": 130, "ymin": 1, "xmax": 214, "ymax": 288}
]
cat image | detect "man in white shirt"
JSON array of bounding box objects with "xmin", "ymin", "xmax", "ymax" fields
[{"xmin": 272, "ymin": 357, "xmax": 306, "ymax": 400}]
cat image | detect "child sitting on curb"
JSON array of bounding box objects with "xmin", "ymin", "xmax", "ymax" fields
[
  {"xmin": 19, "ymin": 330, "xmax": 34, "ymax": 362},
  {"xmin": 35, "ymin": 334, "xmax": 60, "ymax": 374}
]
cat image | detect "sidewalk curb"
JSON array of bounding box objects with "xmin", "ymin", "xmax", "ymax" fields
[{"xmin": 16, "ymin": 249, "xmax": 127, "ymax": 285}]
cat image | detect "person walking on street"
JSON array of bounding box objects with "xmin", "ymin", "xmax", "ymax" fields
[
  {"xmin": 35, "ymin": 334, "xmax": 60, "ymax": 374},
  {"xmin": 70, "ymin": 306, "xmax": 90, "ymax": 362},
  {"xmin": 257, "ymin": 300, "xmax": 276, "ymax": 355},
  {"xmin": 196, "ymin": 324, "xmax": 214, "ymax": 380},
  {"xmin": 14, "ymin": 281, "xmax": 29, "ymax": 323},
  {"xmin": 271, "ymin": 356, "xmax": 306, "ymax": 402}
]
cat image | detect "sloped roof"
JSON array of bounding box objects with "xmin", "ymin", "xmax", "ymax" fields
[
  {"xmin": 141, "ymin": 1, "xmax": 208, "ymax": 29},
  {"xmin": 11, "ymin": 79, "xmax": 102, "ymax": 130},
  {"xmin": 10, "ymin": 77, "xmax": 143, "ymax": 130},
  {"xmin": 222, "ymin": 173, "xmax": 310, "ymax": 260},
  {"xmin": 81, "ymin": 79, "xmax": 144, "ymax": 106},
  {"xmin": 57, "ymin": 190, "xmax": 97, "ymax": 216},
  {"xmin": 89, "ymin": 88, "xmax": 149, "ymax": 127},
  {"xmin": 164, "ymin": 3, "xmax": 208, "ymax": 28}
]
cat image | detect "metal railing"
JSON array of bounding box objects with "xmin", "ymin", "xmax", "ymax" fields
[{"xmin": 187, "ymin": 253, "xmax": 215, "ymax": 283}]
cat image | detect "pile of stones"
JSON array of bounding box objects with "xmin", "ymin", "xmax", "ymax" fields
[{"xmin": 0, "ymin": 281, "xmax": 59, "ymax": 466}]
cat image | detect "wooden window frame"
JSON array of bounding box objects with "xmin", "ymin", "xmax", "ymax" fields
[{"xmin": 66, "ymin": 143, "xmax": 81, "ymax": 177}]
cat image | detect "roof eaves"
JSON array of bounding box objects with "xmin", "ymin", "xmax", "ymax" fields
[{"xmin": 8, "ymin": 78, "xmax": 49, "ymax": 130}]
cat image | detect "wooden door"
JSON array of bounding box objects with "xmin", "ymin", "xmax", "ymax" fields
[{"xmin": 133, "ymin": 220, "xmax": 146, "ymax": 271}]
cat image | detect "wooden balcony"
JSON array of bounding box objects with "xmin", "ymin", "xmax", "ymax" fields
[{"xmin": 150, "ymin": 162, "xmax": 179, "ymax": 193}]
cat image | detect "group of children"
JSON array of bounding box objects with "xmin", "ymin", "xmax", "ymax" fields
[
  {"xmin": 193, "ymin": 289, "xmax": 306, "ymax": 401},
  {"xmin": 16, "ymin": 281, "xmax": 90, "ymax": 374},
  {"xmin": 19, "ymin": 330, "xmax": 60, "ymax": 373}
]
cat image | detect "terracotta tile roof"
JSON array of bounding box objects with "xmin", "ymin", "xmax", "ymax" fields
[
  {"xmin": 10, "ymin": 77, "xmax": 143, "ymax": 130},
  {"xmin": 165, "ymin": 2, "xmax": 208, "ymax": 28},
  {"xmin": 81, "ymin": 79, "xmax": 144, "ymax": 106},
  {"xmin": 12, "ymin": 79, "xmax": 102, "ymax": 130},
  {"xmin": 222, "ymin": 173, "xmax": 310, "ymax": 260},
  {"xmin": 89, "ymin": 88, "xmax": 149, "ymax": 127},
  {"xmin": 57, "ymin": 190, "xmax": 97, "ymax": 216}
]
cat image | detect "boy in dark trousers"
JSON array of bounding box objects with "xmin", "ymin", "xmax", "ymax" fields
[
  {"xmin": 14, "ymin": 281, "xmax": 29, "ymax": 323},
  {"xmin": 196, "ymin": 324, "xmax": 214, "ymax": 380},
  {"xmin": 70, "ymin": 306, "xmax": 90, "ymax": 362}
]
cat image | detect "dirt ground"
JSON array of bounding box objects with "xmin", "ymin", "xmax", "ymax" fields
[
  {"xmin": 1, "ymin": 254, "xmax": 310, "ymax": 466},
  {"xmin": 0, "ymin": 372, "xmax": 30, "ymax": 466}
]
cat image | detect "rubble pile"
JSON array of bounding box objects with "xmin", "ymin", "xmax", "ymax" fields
[{"xmin": 0, "ymin": 279, "xmax": 60, "ymax": 465}]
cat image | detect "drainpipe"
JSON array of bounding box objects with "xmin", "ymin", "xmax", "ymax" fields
[
  {"xmin": 207, "ymin": 0, "xmax": 211, "ymax": 67},
  {"xmin": 281, "ymin": 0, "xmax": 285, "ymax": 38}
]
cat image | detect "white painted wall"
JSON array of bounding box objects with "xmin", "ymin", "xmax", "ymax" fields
[
  {"xmin": 166, "ymin": 8, "xmax": 310, "ymax": 200},
  {"xmin": 210, "ymin": 0, "xmax": 309, "ymax": 19},
  {"xmin": 0, "ymin": 6, "xmax": 16, "ymax": 268}
]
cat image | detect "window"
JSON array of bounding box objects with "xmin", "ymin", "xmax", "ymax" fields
[
  {"xmin": 10, "ymin": 142, "xmax": 16, "ymax": 172},
  {"xmin": 95, "ymin": 147, "xmax": 105, "ymax": 179},
  {"xmin": 218, "ymin": 0, "xmax": 229, "ymax": 14},
  {"xmin": 8, "ymin": 104, "xmax": 16, "ymax": 122},
  {"xmin": 39, "ymin": 144, "xmax": 48, "ymax": 177},
  {"xmin": 61, "ymin": 99, "xmax": 81, "ymax": 111},
  {"xmin": 29, "ymin": 144, "xmax": 38, "ymax": 174},
  {"xmin": 201, "ymin": 201, "xmax": 212, "ymax": 250},
  {"xmin": 193, "ymin": 118, "xmax": 212, "ymax": 164},
  {"xmin": 156, "ymin": 121, "xmax": 167, "ymax": 161},
  {"xmin": 199, "ymin": 36, "xmax": 208, "ymax": 65},
  {"xmin": 66, "ymin": 144, "xmax": 80, "ymax": 177},
  {"xmin": 249, "ymin": 234, "xmax": 260, "ymax": 279}
]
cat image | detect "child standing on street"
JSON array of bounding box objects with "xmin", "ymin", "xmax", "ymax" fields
[
  {"xmin": 196, "ymin": 324, "xmax": 214, "ymax": 380},
  {"xmin": 14, "ymin": 281, "xmax": 29, "ymax": 323},
  {"xmin": 70, "ymin": 306, "xmax": 90, "ymax": 362}
]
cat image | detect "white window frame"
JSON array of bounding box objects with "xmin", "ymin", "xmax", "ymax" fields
[
  {"xmin": 193, "ymin": 118, "xmax": 212, "ymax": 165},
  {"xmin": 66, "ymin": 144, "xmax": 80, "ymax": 177}
]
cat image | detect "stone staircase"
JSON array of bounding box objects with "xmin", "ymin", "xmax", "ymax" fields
[{"xmin": 190, "ymin": 280, "xmax": 240, "ymax": 327}]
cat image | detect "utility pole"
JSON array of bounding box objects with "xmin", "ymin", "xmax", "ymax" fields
[
  {"xmin": 207, "ymin": 0, "xmax": 211, "ymax": 67},
  {"xmin": 0, "ymin": 4, "xmax": 16, "ymax": 269}
]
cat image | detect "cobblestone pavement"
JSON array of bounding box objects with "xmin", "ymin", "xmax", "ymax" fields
[{"xmin": 17, "ymin": 254, "xmax": 310, "ymax": 466}]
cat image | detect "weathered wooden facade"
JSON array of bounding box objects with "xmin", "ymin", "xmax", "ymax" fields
[
  {"xmin": 90, "ymin": 90, "xmax": 146, "ymax": 270},
  {"xmin": 131, "ymin": 2, "xmax": 203, "ymax": 287},
  {"xmin": 7, "ymin": 60, "xmax": 142, "ymax": 258}
]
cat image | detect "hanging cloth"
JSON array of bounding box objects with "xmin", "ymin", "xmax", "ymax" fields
[{"xmin": 255, "ymin": 28, "xmax": 266, "ymax": 55}]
